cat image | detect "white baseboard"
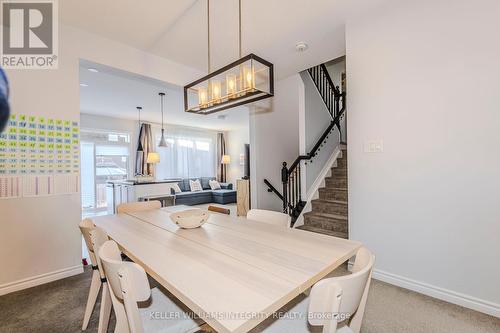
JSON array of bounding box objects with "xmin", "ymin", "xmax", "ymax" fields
[
  {"xmin": 371, "ymin": 268, "xmax": 500, "ymax": 318},
  {"xmin": 0, "ymin": 265, "xmax": 83, "ymax": 296},
  {"xmin": 294, "ymin": 146, "xmax": 341, "ymax": 228}
]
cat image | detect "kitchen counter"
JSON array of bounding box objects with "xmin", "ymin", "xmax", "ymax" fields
[
  {"xmin": 106, "ymin": 179, "xmax": 181, "ymax": 213},
  {"xmin": 107, "ymin": 179, "xmax": 181, "ymax": 186}
]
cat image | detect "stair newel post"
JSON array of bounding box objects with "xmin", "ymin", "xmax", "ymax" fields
[{"xmin": 281, "ymin": 162, "xmax": 289, "ymax": 214}]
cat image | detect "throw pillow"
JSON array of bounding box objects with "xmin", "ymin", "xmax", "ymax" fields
[
  {"xmin": 172, "ymin": 183, "xmax": 182, "ymax": 193},
  {"xmin": 209, "ymin": 180, "xmax": 221, "ymax": 190},
  {"xmin": 189, "ymin": 179, "xmax": 203, "ymax": 192}
]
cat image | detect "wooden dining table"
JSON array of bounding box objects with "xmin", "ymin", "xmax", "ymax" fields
[{"xmin": 93, "ymin": 206, "xmax": 361, "ymax": 333}]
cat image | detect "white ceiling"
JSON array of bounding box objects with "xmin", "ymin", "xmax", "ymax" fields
[
  {"xmin": 62, "ymin": 0, "xmax": 389, "ymax": 79},
  {"xmin": 79, "ymin": 60, "xmax": 249, "ymax": 131}
]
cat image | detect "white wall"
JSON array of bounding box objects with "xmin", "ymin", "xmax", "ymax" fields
[
  {"xmin": 347, "ymin": 0, "xmax": 500, "ymax": 316},
  {"xmin": 226, "ymin": 126, "xmax": 250, "ymax": 186},
  {"xmin": 0, "ymin": 25, "xmax": 203, "ymax": 295},
  {"xmin": 249, "ymin": 75, "xmax": 302, "ymax": 211}
]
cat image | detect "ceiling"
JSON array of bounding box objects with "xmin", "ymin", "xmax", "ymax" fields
[
  {"xmin": 79, "ymin": 60, "xmax": 249, "ymax": 131},
  {"xmin": 61, "ymin": 0, "xmax": 389, "ymax": 80}
]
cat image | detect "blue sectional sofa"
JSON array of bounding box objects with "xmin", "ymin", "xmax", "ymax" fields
[{"xmin": 171, "ymin": 177, "xmax": 236, "ymax": 206}]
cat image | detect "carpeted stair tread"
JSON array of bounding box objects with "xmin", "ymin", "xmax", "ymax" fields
[
  {"xmin": 319, "ymin": 187, "xmax": 348, "ymax": 201},
  {"xmin": 296, "ymin": 225, "xmax": 348, "ymax": 238},
  {"xmin": 320, "ymin": 187, "xmax": 348, "ymax": 191},
  {"xmin": 303, "ymin": 211, "xmax": 347, "ymax": 221},
  {"xmin": 298, "ymin": 147, "xmax": 349, "ymax": 237},
  {"xmin": 312, "ymin": 198, "xmax": 348, "ymax": 205},
  {"xmin": 311, "ymin": 199, "xmax": 348, "ymax": 215}
]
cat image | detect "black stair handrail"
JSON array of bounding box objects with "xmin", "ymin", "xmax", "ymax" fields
[
  {"xmin": 263, "ymin": 179, "xmax": 293, "ymax": 211},
  {"xmin": 264, "ymin": 63, "xmax": 345, "ymax": 226}
]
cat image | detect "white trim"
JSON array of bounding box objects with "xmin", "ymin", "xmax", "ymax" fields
[
  {"xmin": 293, "ymin": 147, "xmax": 342, "ymax": 228},
  {"xmin": 346, "ymin": 262, "xmax": 500, "ymax": 318},
  {"xmin": 0, "ymin": 265, "xmax": 83, "ymax": 296}
]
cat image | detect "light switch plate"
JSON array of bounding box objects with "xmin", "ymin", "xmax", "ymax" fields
[{"xmin": 364, "ymin": 140, "xmax": 384, "ymax": 153}]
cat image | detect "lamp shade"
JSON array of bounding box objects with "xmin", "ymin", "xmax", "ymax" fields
[
  {"xmin": 158, "ymin": 129, "xmax": 168, "ymax": 147},
  {"xmin": 221, "ymin": 155, "xmax": 231, "ymax": 165},
  {"xmin": 146, "ymin": 152, "xmax": 160, "ymax": 164}
]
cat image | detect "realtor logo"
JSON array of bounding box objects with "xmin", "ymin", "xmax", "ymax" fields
[{"xmin": 1, "ymin": 0, "xmax": 58, "ymax": 69}]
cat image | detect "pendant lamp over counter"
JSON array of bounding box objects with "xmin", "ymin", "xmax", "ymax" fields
[
  {"xmin": 158, "ymin": 92, "xmax": 167, "ymax": 147},
  {"xmin": 136, "ymin": 106, "xmax": 144, "ymax": 152}
]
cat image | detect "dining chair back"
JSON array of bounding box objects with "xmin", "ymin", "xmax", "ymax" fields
[
  {"xmin": 79, "ymin": 220, "xmax": 113, "ymax": 332},
  {"xmin": 308, "ymin": 247, "xmax": 375, "ymax": 333},
  {"xmin": 79, "ymin": 219, "xmax": 97, "ymax": 266},
  {"xmin": 99, "ymin": 240, "xmax": 151, "ymax": 333},
  {"xmin": 116, "ymin": 201, "xmax": 161, "ymax": 214},
  {"xmin": 247, "ymin": 209, "xmax": 291, "ymax": 227},
  {"xmin": 89, "ymin": 226, "xmax": 108, "ymax": 278},
  {"xmin": 99, "ymin": 240, "xmax": 202, "ymax": 333},
  {"xmin": 79, "ymin": 219, "xmax": 99, "ymax": 330}
]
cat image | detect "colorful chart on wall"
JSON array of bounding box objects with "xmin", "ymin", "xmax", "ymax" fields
[{"xmin": 0, "ymin": 114, "xmax": 80, "ymax": 199}]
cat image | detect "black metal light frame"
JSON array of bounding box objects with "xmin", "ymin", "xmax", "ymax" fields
[{"xmin": 183, "ymin": 53, "xmax": 274, "ymax": 115}]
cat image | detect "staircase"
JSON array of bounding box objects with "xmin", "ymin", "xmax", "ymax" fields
[
  {"xmin": 263, "ymin": 62, "xmax": 346, "ymax": 230},
  {"xmin": 296, "ymin": 146, "xmax": 348, "ymax": 238}
]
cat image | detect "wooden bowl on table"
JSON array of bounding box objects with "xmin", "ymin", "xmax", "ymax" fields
[{"xmin": 170, "ymin": 209, "xmax": 209, "ymax": 229}]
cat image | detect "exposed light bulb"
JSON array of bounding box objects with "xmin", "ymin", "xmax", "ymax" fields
[
  {"xmin": 211, "ymin": 80, "xmax": 222, "ymax": 103},
  {"xmin": 243, "ymin": 66, "xmax": 254, "ymax": 91},
  {"xmin": 226, "ymin": 74, "xmax": 237, "ymax": 98},
  {"xmin": 198, "ymin": 87, "xmax": 208, "ymax": 107}
]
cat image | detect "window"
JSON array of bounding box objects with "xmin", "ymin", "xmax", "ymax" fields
[
  {"xmin": 154, "ymin": 127, "xmax": 216, "ymax": 180},
  {"xmin": 80, "ymin": 130, "xmax": 130, "ymax": 214}
]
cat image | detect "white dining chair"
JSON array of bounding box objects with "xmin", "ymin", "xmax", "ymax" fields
[
  {"xmin": 247, "ymin": 209, "xmax": 291, "ymax": 227},
  {"xmin": 79, "ymin": 219, "xmax": 112, "ymax": 333},
  {"xmin": 116, "ymin": 201, "xmax": 161, "ymax": 214},
  {"xmin": 90, "ymin": 226, "xmax": 129, "ymax": 333},
  {"xmin": 255, "ymin": 247, "xmax": 375, "ymax": 333},
  {"xmin": 98, "ymin": 240, "xmax": 203, "ymax": 333}
]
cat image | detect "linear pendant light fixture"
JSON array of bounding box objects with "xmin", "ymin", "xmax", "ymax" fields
[
  {"xmin": 184, "ymin": 0, "xmax": 274, "ymax": 115},
  {"xmin": 158, "ymin": 92, "xmax": 167, "ymax": 147}
]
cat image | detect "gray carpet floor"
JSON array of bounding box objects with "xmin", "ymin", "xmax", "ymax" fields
[{"xmin": 0, "ymin": 266, "xmax": 499, "ymax": 333}]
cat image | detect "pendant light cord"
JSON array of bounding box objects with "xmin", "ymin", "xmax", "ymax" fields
[
  {"xmin": 239, "ymin": 0, "xmax": 242, "ymax": 58},
  {"xmin": 207, "ymin": 0, "xmax": 211, "ymax": 73},
  {"xmin": 161, "ymin": 94, "xmax": 164, "ymax": 129},
  {"xmin": 207, "ymin": 0, "xmax": 242, "ymax": 68}
]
